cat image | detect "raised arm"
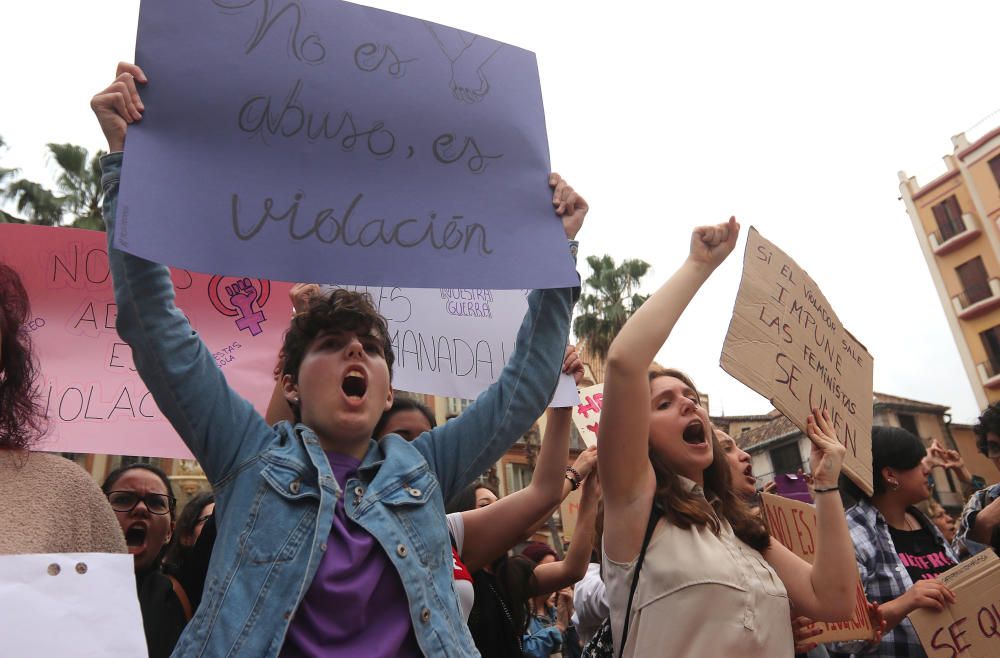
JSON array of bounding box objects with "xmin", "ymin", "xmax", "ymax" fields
[
  {"xmin": 458, "ymin": 348, "xmax": 592, "ymax": 572},
  {"xmin": 529, "ymin": 470, "xmax": 601, "ymax": 596},
  {"xmin": 413, "ymin": 174, "xmax": 584, "ymax": 503},
  {"xmin": 93, "ymin": 63, "xmax": 270, "ymax": 483},
  {"xmin": 264, "ymin": 284, "xmax": 321, "ymax": 425},
  {"xmin": 763, "ymin": 409, "xmax": 855, "ymax": 621},
  {"xmin": 599, "ymin": 219, "xmax": 739, "ymax": 562}
]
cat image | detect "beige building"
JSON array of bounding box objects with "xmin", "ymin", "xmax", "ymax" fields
[{"xmin": 899, "ymin": 128, "xmax": 1000, "ymax": 411}]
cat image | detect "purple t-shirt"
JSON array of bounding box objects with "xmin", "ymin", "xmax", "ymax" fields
[{"xmin": 280, "ymin": 452, "xmax": 420, "ymax": 657}]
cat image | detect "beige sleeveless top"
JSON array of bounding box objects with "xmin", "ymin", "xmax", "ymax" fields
[{"xmin": 604, "ymin": 479, "xmax": 792, "ymax": 657}]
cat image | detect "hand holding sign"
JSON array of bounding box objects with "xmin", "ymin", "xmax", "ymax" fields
[
  {"xmin": 90, "ymin": 62, "xmax": 146, "ymax": 153},
  {"xmin": 806, "ymin": 407, "xmax": 847, "ymax": 489},
  {"xmin": 550, "ymin": 173, "xmax": 588, "ymax": 241}
]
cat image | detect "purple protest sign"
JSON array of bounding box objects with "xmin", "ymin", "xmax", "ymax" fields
[{"xmin": 116, "ymin": 0, "xmax": 577, "ymax": 289}]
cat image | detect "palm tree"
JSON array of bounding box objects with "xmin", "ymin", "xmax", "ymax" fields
[
  {"xmin": 572, "ymin": 255, "xmax": 651, "ymax": 366},
  {"xmin": 0, "ymin": 141, "xmax": 106, "ymax": 229},
  {"xmin": 46, "ymin": 143, "xmax": 106, "ymax": 230}
]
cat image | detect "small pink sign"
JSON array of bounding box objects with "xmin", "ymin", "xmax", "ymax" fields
[{"xmin": 1, "ymin": 224, "xmax": 291, "ymax": 458}]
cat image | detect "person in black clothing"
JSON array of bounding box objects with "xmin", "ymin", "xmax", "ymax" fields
[
  {"xmin": 102, "ymin": 463, "xmax": 187, "ymax": 658},
  {"xmin": 162, "ymin": 490, "xmax": 215, "ymax": 610}
]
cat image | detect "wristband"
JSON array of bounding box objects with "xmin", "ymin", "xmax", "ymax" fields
[
  {"xmin": 565, "ymin": 466, "xmax": 581, "ymax": 491},
  {"xmin": 813, "ymin": 485, "xmax": 839, "ymax": 494}
]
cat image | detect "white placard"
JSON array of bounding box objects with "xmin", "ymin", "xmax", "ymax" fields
[
  {"xmin": 571, "ymin": 384, "xmax": 604, "ymax": 448},
  {"xmin": 325, "ymin": 285, "xmax": 579, "ymax": 405},
  {"xmin": 0, "ymin": 553, "xmax": 147, "ymax": 657}
]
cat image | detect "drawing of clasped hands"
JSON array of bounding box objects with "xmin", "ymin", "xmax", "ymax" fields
[
  {"xmin": 227, "ymin": 278, "xmax": 267, "ymax": 336},
  {"xmin": 450, "ymin": 47, "xmax": 491, "ymax": 103}
]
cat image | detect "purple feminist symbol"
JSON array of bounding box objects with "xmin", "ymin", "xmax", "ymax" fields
[{"xmin": 226, "ymin": 278, "xmax": 267, "ymax": 336}]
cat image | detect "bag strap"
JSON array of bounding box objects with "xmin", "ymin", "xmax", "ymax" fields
[
  {"xmin": 618, "ymin": 502, "xmax": 662, "ymax": 658},
  {"xmin": 166, "ymin": 574, "xmax": 193, "ymax": 622}
]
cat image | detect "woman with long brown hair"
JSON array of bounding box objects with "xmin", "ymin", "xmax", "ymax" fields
[
  {"xmin": 597, "ymin": 218, "xmax": 857, "ymax": 657},
  {"xmin": 0, "ymin": 261, "xmax": 125, "ymax": 554}
]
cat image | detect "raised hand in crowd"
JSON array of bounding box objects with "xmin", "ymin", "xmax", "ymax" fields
[{"xmin": 289, "ymin": 283, "xmax": 322, "ymax": 316}]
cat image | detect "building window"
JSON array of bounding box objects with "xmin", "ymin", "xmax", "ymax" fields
[
  {"xmin": 931, "ymin": 196, "xmax": 966, "ymax": 242},
  {"xmin": 990, "ymin": 155, "xmax": 1000, "ymax": 188},
  {"xmin": 505, "ymin": 462, "xmax": 533, "ymax": 493},
  {"xmin": 445, "ymin": 397, "xmax": 472, "ymax": 417},
  {"xmin": 956, "ymin": 257, "xmax": 991, "ymax": 306},
  {"xmin": 897, "ymin": 413, "xmax": 920, "ymax": 437},
  {"xmin": 982, "ymin": 325, "xmax": 1000, "ymax": 375},
  {"xmin": 769, "ymin": 442, "xmax": 802, "ymax": 476}
]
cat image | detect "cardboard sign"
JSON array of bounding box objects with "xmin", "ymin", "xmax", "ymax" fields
[
  {"xmin": 560, "ymin": 486, "xmax": 583, "ymax": 542},
  {"xmin": 325, "ymin": 285, "xmax": 579, "ymax": 406},
  {"xmin": 0, "ymin": 223, "xmax": 290, "ymax": 458},
  {"xmin": 117, "ymin": 0, "xmax": 577, "ymax": 290},
  {"xmin": 721, "ymin": 228, "xmax": 874, "ymax": 495},
  {"xmin": 0, "ymin": 553, "xmax": 146, "ymax": 657},
  {"xmin": 910, "ymin": 550, "xmax": 1000, "ymax": 658},
  {"xmin": 760, "ymin": 493, "xmax": 875, "ymax": 642},
  {"xmin": 571, "ymin": 384, "xmax": 603, "ymax": 448}
]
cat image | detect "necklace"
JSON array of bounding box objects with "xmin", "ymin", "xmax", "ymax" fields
[{"xmin": 487, "ymin": 582, "xmax": 524, "ymax": 655}]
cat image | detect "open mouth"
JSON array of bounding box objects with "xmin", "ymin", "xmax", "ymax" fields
[
  {"xmin": 744, "ymin": 465, "xmax": 756, "ymax": 482},
  {"xmin": 124, "ymin": 523, "xmax": 148, "ymax": 549},
  {"xmin": 682, "ymin": 420, "xmax": 706, "ymax": 445},
  {"xmin": 342, "ymin": 369, "xmax": 368, "ymax": 399}
]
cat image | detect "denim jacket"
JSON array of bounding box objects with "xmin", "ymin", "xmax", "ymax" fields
[{"xmin": 100, "ymin": 153, "xmax": 577, "ymax": 657}]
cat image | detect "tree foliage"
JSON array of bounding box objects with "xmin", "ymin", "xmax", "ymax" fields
[
  {"xmin": 0, "ymin": 136, "xmax": 106, "ymax": 230},
  {"xmin": 572, "ymin": 255, "xmax": 651, "ymax": 363}
]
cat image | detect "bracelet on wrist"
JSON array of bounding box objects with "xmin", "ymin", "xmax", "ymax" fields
[
  {"xmin": 813, "ymin": 485, "xmax": 839, "ymax": 494},
  {"xmin": 565, "ymin": 467, "xmax": 581, "ymax": 491}
]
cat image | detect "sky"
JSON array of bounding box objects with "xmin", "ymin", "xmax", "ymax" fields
[{"xmin": 2, "ymin": 0, "xmax": 997, "ymax": 424}]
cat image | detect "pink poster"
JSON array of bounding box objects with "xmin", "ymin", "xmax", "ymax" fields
[{"xmin": 0, "ymin": 224, "xmax": 291, "ymax": 458}]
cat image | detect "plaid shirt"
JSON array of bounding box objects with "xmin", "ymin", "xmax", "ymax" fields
[
  {"xmin": 954, "ymin": 483, "xmax": 1000, "ymax": 559},
  {"xmin": 828, "ymin": 499, "xmax": 958, "ymax": 658}
]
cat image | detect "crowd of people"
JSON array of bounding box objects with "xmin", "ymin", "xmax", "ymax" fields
[{"xmin": 1, "ymin": 61, "xmax": 1000, "ymax": 658}]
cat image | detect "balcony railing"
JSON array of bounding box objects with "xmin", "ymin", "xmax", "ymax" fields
[
  {"xmin": 978, "ymin": 360, "xmax": 1000, "ymax": 389},
  {"xmin": 929, "ymin": 213, "xmax": 981, "ymax": 255},
  {"xmin": 952, "ymin": 278, "xmax": 1000, "ymax": 319}
]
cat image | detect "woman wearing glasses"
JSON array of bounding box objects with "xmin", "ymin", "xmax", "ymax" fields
[
  {"xmin": 102, "ymin": 463, "xmax": 188, "ymax": 658},
  {"xmin": 0, "ymin": 261, "xmax": 125, "ymax": 556}
]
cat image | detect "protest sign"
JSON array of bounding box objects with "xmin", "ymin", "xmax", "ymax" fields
[
  {"xmin": 117, "ymin": 0, "xmax": 577, "ymax": 290},
  {"xmin": 760, "ymin": 493, "xmax": 875, "ymax": 642},
  {"xmin": 560, "ymin": 486, "xmax": 583, "ymax": 542},
  {"xmin": 0, "ymin": 224, "xmax": 290, "ymax": 458},
  {"xmin": 0, "ymin": 553, "xmax": 146, "ymax": 657},
  {"xmin": 909, "ymin": 549, "xmax": 1000, "ymax": 657},
  {"xmin": 721, "ymin": 228, "xmax": 874, "ymax": 495},
  {"xmin": 326, "ymin": 284, "xmax": 579, "ymax": 406},
  {"xmin": 571, "ymin": 384, "xmax": 603, "ymax": 448}
]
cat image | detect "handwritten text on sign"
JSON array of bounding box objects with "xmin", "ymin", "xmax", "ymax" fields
[
  {"xmin": 909, "ymin": 550, "xmax": 1000, "ymax": 658},
  {"xmin": 323, "ymin": 285, "xmax": 578, "ymax": 405},
  {"xmin": 571, "ymin": 384, "xmax": 603, "ymax": 448},
  {"xmin": 0, "ymin": 224, "xmax": 289, "ymax": 458},
  {"xmin": 117, "ymin": 0, "xmax": 577, "ymax": 289},
  {"xmin": 721, "ymin": 228, "xmax": 874, "ymax": 495},
  {"xmin": 760, "ymin": 493, "xmax": 874, "ymax": 643}
]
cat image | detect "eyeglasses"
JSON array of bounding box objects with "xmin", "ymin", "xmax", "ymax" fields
[{"xmin": 106, "ymin": 491, "xmax": 175, "ymax": 515}]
